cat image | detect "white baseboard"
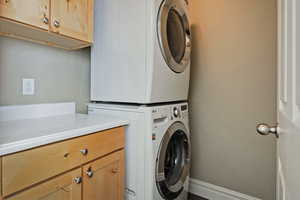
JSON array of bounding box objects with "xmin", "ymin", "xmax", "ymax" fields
[{"xmin": 189, "ymin": 178, "xmax": 262, "ymax": 200}]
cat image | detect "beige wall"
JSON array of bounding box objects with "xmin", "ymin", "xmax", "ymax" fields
[
  {"xmin": 189, "ymin": 0, "xmax": 277, "ymax": 199},
  {"xmin": 0, "ymin": 37, "xmax": 90, "ymax": 113}
]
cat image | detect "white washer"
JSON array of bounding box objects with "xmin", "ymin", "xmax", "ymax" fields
[
  {"xmin": 91, "ymin": 0, "xmax": 192, "ymax": 104},
  {"xmin": 88, "ymin": 102, "xmax": 191, "ymax": 200}
]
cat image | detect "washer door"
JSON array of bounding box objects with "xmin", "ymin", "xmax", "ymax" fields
[
  {"xmin": 156, "ymin": 122, "xmax": 191, "ymax": 199},
  {"xmin": 158, "ymin": 0, "xmax": 192, "ymax": 73}
]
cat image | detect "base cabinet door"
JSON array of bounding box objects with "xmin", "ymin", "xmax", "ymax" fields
[
  {"xmin": 0, "ymin": 0, "xmax": 49, "ymax": 30},
  {"xmin": 83, "ymin": 150, "xmax": 125, "ymax": 200},
  {"xmin": 6, "ymin": 168, "xmax": 82, "ymax": 200}
]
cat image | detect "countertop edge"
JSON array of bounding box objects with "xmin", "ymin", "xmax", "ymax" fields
[{"xmin": 0, "ymin": 120, "xmax": 129, "ymax": 156}]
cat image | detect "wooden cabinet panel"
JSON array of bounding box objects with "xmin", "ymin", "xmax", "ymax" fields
[
  {"xmin": 79, "ymin": 127, "xmax": 125, "ymax": 164},
  {"xmin": 0, "ymin": 0, "xmax": 49, "ymax": 30},
  {"xmin": 6, "ymin": 168, "xmax": 82, "ymax": 200},
  {"xmin": 2, "ymin": 127, "xmax": 124, "ymax": 197},
  {"xmin": 2, "ymin": 138, "xmax": 82, "ymax": 197},
  {"xmin": 83, "ymin": 150, "xmax": 125, "ymax": 200},
  {"xmin": 51, "ymin": 0, "xmax": 93, "ymax": 42}
]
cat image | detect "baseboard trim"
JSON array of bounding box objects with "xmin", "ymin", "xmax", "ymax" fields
[{"xmin": 189, "ymin": 178, "xmax": 262, "ymax": 200}]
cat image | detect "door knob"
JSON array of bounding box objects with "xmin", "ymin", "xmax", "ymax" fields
[{"xmin": 256, "ymin": 123, "xmax": 279, "ymax": 138}]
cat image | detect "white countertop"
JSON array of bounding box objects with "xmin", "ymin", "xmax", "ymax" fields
[{"xmin": 0, "ymin": 103, "xmax": 129, "ymax": 156}]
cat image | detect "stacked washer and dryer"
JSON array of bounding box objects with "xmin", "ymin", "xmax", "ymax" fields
[{"xmin": 88, "ymin": 0, "xmax": 192, "ymax": 199}]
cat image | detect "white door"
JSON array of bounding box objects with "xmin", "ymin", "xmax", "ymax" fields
[{"xmin": 257, "ymin": 0, "xmax": 300, "ymax": 199}]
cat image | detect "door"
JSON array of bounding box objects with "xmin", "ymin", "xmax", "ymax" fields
[
  {"xmin": 257, "ymin": 0, "xmax": 300, "ymax": 199},
  {"xmin": 0, "ymin": 0, "xmax": 49, "ymax": 30},
  {"xmin": 83, "ymin": 150, "xmax": 125, "ymax": 200},
  {"xmin": 6, "ymin": 168, "xmax": 82, "ymax": 200},
  {"xmin": 157, "ymin": 0, "xmax": 192, "ymax": 73},
  {"xmin": 51, "ymin": 0, "xmax": 93, "ymax": 42},
  {"xmin": 155, "ymin": 122, "xmax": 191, "ymax": 199}
]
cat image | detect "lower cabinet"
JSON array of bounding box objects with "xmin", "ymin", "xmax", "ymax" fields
[
  {"xmin": 6, "ymin": 168, "xmax": 82, "ymax": 200},
  {"xmin": 0, "ymin": 127, "xmax": 125, "ymax": 200},
  {"xmin": 5, "ymin": 150, "xmax": 125, "ymax": 200},
  {"xmin": 83, "ymin": 150, "xmax": 125, "ymax": 200}
]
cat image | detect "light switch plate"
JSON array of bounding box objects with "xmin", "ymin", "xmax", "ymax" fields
[{"xmin": 22, "ymin": 78, "xmax": 35, "ymax": 95}]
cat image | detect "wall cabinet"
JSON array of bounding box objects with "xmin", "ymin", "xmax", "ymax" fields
[
  {"xmin": 0, "ymin": 127, "xmax": 125, "ymax": 200},
  {"xmin": 0, "ymin": 0, "xmax": 49, "ymax": 30},
  {"xmin": 0, "ymin": 0, "xmax": 93, "ymax": 50},
  {"xmin": 51, "ymin": 0, "xmax": 93, "ymax": 42}
]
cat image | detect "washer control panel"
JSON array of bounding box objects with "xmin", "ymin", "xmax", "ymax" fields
[{"xmin": 173, "ymin": 104, "xmax": 188, "ymax": 119}]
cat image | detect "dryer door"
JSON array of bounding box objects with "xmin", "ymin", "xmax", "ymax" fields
[
  {"xmin": 156, "ymin": 122, "xmax": 191, "ymax": 199},
  {"xmin": 158, "ymin": 0, "xmax": 191, "ymax": 73}
]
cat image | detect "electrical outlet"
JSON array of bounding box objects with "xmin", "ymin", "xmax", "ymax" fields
[{"xmin": 22, "ymin": 78, "xmax": 35, "ymax": 95}]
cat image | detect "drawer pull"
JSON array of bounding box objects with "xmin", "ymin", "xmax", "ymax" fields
[
  {"xmin": 86, "ymin": 168, "xmax": 94, "ymax": 178},
  {"xmin": 74, "ymin": 177, "xmax": 82, "ymax": 184},
  {"xmin": 80, "ymin": 149, "xmax": 88, "ymax": 155}
]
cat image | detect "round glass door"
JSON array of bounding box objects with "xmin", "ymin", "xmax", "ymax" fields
[
  {"xmin": 158, "ymin": 0, "xmax": 191, "ymax": 73},
  {"xmin": 156, "ymin": 122, "xmax": 191, "ymax": 199},
  {"xmin": 167, "ymin": 8, "xmax": 186, "ymax": 64}
]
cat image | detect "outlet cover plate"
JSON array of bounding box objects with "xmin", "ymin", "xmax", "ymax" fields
[{"xmin": 22, "ymin": 78, "xmax": 35, "ymax": 95}]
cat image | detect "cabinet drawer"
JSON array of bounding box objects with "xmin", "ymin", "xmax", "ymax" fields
[
  {"xmin": 78, "ymin": 127, "xmax": 125, "ymax": 164},
  {"xmin": 6, "ymin": 168, "xmax": 81, "ymax": 200},
  {"xmin": 2, "ymin": 127, "xmax": 125, "ymax": 197}
]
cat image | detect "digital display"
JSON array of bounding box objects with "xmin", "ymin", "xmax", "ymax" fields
[{"xmin": 181, "ymin": 105, "xmax": 187, "ymax": 111}]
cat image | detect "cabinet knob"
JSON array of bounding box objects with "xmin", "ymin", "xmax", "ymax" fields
[
  {"xmin": 43, "ymin": 16, "xmax": 49, "ymax": 25},
  {"xmin": 80, "ymin": 149, "xmax": 88, "ymax": 155},
  {"xmin": 74, "ymin": 177, "xmax": 82, "ymax": 184},
  {"xmin": 86, "ymin": 168, "xmax": 94, "ymax": 178},
  {"xmin": 53, "ymin": 20, "xmax": 60, "ymax": 28}
]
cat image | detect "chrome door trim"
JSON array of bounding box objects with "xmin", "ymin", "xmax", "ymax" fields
[
  {"xmin": 157, "ymin": 0, "xmax": 192, "ymax": 73},
  {"xmin": 155, "ymin": 121, "xmax": 191, "ymax": 196}
]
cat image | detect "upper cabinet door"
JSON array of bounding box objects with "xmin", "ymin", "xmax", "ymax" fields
[
  {"xmin": 83, "ymin": 150, "xmax": 125, "ymax": 200},
  {"xmin": 51, "ymin": 0, "xmax": 93, "ymax": 42},
  {"xmin": 0, "ymin": 0, "xmax": 49, "ymax": 30}
]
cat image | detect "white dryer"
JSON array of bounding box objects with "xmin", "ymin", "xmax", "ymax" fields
[
  {"xmin": 91, "ymin": 0, "xmax": 192, "ymax": 104},
  {"xmin": 88, "ymin": 102, "xmax": 191, "ymax": 200}
]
